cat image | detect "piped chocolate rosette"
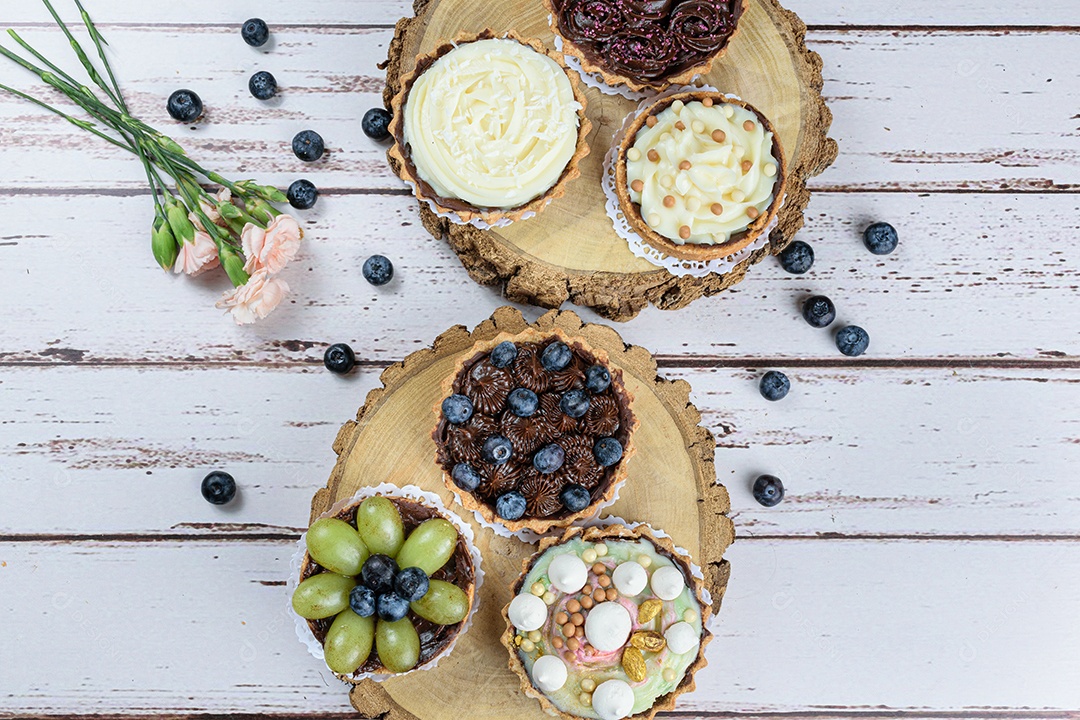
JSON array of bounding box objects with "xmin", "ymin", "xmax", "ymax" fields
[
  {"xmin": 545, "ymin": 0, "xmax": 747, "ymax": 93},
  {"xmin": 434, "ymin": 328, "xmax": 637, "ymax": 535},
  {"xmin": 502, "ymin": 525, "xmax": 711, "ymax": 720}
]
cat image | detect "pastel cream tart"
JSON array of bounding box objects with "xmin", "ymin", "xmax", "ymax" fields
[
  {"xmin": 403, "ymin": 38, "xmax": 582, "ymax": 210},
  {"xmin": 625, "ymin": 98, "xmax": 780, "ymax": 245}
]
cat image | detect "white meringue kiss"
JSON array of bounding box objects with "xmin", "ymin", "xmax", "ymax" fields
[
  {"xmin": 592, "ymin": 679, "xmax": 635, "ymax": 720},
  {"xmin": 650, "ymin": 565, "xmax": 687, "ymax": 601},
  {"xmin": 548, "ymin": 553, "xmax": 588, "ymax": 594},
  {"xmin": 611, "ymin": 561, "xmax": 648, "ymax": 596},
  {"xmin": 508, "ymin": 593, "xmax": 548, "ymax": 632},
  {"xmin": 664, "ymin": 621, "xmax": 700, "ymax": 655},
  {"xmin": 531, "ymin": 654, "xmax": 568, "ymax": 692},
  {"xmin": 583, "ymin": 601, "xmax": 632, "ymax": 652}
]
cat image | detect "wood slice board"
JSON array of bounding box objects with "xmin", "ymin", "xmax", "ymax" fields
[
  {"xmin": 383, "ymin": 0, "xmax": 838, "ymax": 321},
  {"xmin": 309, "ymin": 307, "xmax": 733, "ymax": 719}
]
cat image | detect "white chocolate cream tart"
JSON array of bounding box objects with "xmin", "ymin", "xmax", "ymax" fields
[
  {"xmin": 388, "ymin": 30, "xmax": 592, "ymax": 225},
  {"xmin": 615, "ymin": 91, "xmax": 786, "ymax": 261}
]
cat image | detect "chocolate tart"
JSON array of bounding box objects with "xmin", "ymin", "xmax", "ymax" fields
[
  {"xmin": 501, "ymin": 525, "xmax": 712, "ymax": 720},
  {"xmin": 544, "ymin": 0, "xmax": 747, "ymax": 93},
  {"xmin": 434, "ymin": 327, "xmax": 637, "ymax": 535},
  {"xmin": 297, "ymin": 495, "xmax": 476, "ymax": 681},
  {"xmin": 615, "ymin": 90, "xmax": 787, "ymax": 262},
  {"xmin": 386, "ymin": 29, "xmax": 592, "ymax": 226}
]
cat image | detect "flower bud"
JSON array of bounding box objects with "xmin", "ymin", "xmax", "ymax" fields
[
  {"xmin": 219, "ymin": 246, "xmax": 250, "ymax": 287},
  {"xmin": 156, "ymin": 134, "xmax": 186, "ymax": 155},
  {"xmin": 151, "ymin": 212, "xmax": 179, "ymax": 271},
  {"xmin": 165, "ymin": 199, "xmax": 196, "ymax": 244},
  {"xmin": 219, "ymin": 202, "xmax": 243, "ymax": 220}
]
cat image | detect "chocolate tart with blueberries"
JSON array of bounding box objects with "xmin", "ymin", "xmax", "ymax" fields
[
  {"xmin": 291, "ymin": 494, "xmax": 476, "ymax": 680},
  {"xmin": 434, "ymin": 328, "xmax": 637, "ymax": 535},
  {"xmin": 615, "ymin": 90, "xmax": 787, "ymax": 262},
  {"xmin": 502, "ymin": 524, "xmax": 711, "ymax": 720},
  {"xmin": 544, "ymin": 0, "xmax": 747, "ymax": 93},
  {"xmin": 386, "ymin": 29, "xmax": 591, "ymax": 226}
]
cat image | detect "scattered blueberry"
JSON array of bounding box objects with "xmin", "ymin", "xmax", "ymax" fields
[
  {"xmin": 779, "ymin": 240, "xmax": 814, "ymax": 274},
  {"xmin": 593, "ymin": 437, "xmax": 623, "ymax": 467},
  {"xmin": 361, "ymin": 554, "xmax": 399, "ymax": 594},
  {"xmin": 585, "ymin": 365, "xmax": 611, "ymax": 394},
  {"xmin": 752, "ymin": 474, "xmax": 785, "ymax": 507},
  {"xmin": 560, "ymin": 484, "xmax": 591, "ymax": 512},
  {"xmin": 495, "ymin": 491, "xmax": 528, "ymax": 520},
  {"xmin": 349, "ymin": 585, "xmax": 377, "ymax": 618},
  {"xmin": 241, "ymin": 18, "xmax": 270, "ymax": 47},
  {"xmin": 507, "ymin": 388, "xmax": 539, "ymax": 417},
  {"xmin": 560, "ymin": 389, "xmax": 590, "ymax": 419},
  {"xmin": 482, "ymin": 435, "xmax": 513, "ymax": 465},
  {"xmin": 533, "ymin": 443, "xmax": 566, "ymax": 474},
  {"xmin": 248, "ymin": 70, "xmax": 277, "ymax": 100},
  {"xmin": 441, "ymin": 394, "xmax": 474, "ymax": 425},
  {"xmin": 376, "ymin": 592, "xmax": 411, "ymax": 622},
  {"xmin": 394, "ymin": 567, "xmax": 430, "ymax": 603},
  {"xmin": 200, "ymin": 471, "xmax": 236, "ymax": 505},
  {"xmin": 292, "ymin": 130, "xmax": 325, "ymax": 162},
  {"xmin": 362, "ymin": 255, "xmax": 394, "ymax": 286},
  {"xmin": 324, "ymin": 343, "xmax": 356, "ymax": 374},
  {"xmin": 451, "ymin": 463, "xmax": 483, "ymax": 492},
  {"xmin": 802, "ymin": 295, "xmax": 836, "ymax": 329},
  {"xmin": 863, "ymin": 222, "xmax": 898, "ymax": 255},
  {"xmin": 167, "ymin": 89, "xmax": 203, "ymax": 122},
  {"xmin": 540, "ymin": 342, "xmax": 572, "ymax": 371},
  {"xmin": 287, "ymin": 179, "xmax": 318, "ymax": 210},
  {"xmin": 759, "ymin": 371, "xmax": 790, "ymax": 402},
  {"xmin": 362, "ymin": 108, "xmax": 393, "ymax": 141},
  {"xmin": 490, "ymin": 341, "xmax": 518, "ymax": 369},
  {"xmin": 836, "ymin": 325, "xmax": 870, "ymax": 357}
]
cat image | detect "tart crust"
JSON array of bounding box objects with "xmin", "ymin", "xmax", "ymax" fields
[
  {"xmin": 386, "ymin": 29, "xmax": 592, "ymax": 226},
  {"xmin": 543, "ymin": 0, "xmax": 748, "ymax": 94},
  {"xmin": 434, "ymin": 327, "xmax": 638, "ymax": 535},
  {"xmin": 501, "ymin": 525, "xmax": 713, "ymax": 720},
  {"xmin": 615, "ymin": 90, "xmax": 788, "ymax": 262}
]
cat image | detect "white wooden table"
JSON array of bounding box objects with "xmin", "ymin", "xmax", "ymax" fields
[{"xmin": 2, "ymin": 1, "xmax": 1079, "ymax": 717}]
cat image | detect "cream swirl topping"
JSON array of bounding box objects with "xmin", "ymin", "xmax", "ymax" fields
[
  {"xmin": 626, "ymin": 99, "xmax": 779, "ymax": 245},
  {"xmin": 403, "ymin": 39, "xmax": 582, "ymax": 210}
]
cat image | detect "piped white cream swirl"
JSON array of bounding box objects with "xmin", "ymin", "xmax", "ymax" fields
[{"xmin": 403, "ymin": 39, "xmax": 582, "ymax": 210}]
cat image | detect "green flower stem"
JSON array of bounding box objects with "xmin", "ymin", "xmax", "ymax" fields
[
  {"xmin": 72, "ymin": 0, "xmax": 126, "ymax": 112},
  {"xmin": 0, "ymin": 81, "xmax": 130, "ymax": 152},
  {"xmin": 5, "ymin": 29, "xmax": 87, "ymax": 95},
  {"xmin": 39, "ymin": 0, "xmax": 125, "ymax": 111}
]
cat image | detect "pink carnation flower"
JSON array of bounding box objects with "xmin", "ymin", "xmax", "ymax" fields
[
  {"xmin": 173, "ymin": 230, "xmax": 220, "ymax": 276},
  {"xmin": 241, "ymin": 214, "xmax": 303, "ymax": 275},
  {"xmin": 215, "ymin": 269, "xmax": 290, "ymax": 325}
]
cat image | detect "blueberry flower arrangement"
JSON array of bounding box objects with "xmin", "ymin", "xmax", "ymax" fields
[{"xmin": 0, "ymin": 0, "xmax": 304, "ymax": 324}]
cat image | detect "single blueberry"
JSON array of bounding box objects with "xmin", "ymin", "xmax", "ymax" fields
[
  {"xmin": 836, "ymin": 325, "xmax": 870, "ymax": 357},
  {"xmin": 495, "ymin": 491, "xmax": 528, "ymax": 520},
  {"xmin": 863, "ymin": 222, "xmax": 898, "ymax": 255},
  {"xmin": 490, "ymin": 341, "xmax": 518, "ymax": 369},
  {"xmin": 585, "ymin": 365, "xmax": 611, "ymax": 394},
  {"xmin": 200, "ymin": 471, "xmax": 236, "ymax": 505},
  {"xmin": 593, "ymin": 437, "xmax": 623, "ymax": 467},
  {"xmin": 362, "ymin": 255, "xmax": 394, "ymax": 286},
  {"xmin": 451, "ymin": 463, "xmax": 483, "ymax": 492},
  {"xmin": 759, "ymin": 371, "xmax": 790, "ymax": 402},
  {"xmin": 394, "ymin": 567, "xmax": 430, "ymax": 603},
  {"xmin": 362, "ymin": 108, "xmax": 393, "ymax": 141},
  {"xmin": 376, "ymin": 592, "xmax": 411, "ymax": 622},
  {"xmin": 802, "ymin": 295, "xmax": 836, "ymax": 329},
  {"xmin": 779, "ymin": 240, "xmax": 814, "ymax": 274},
  {"xmin": 241, "ymin": 18, "xmax": 270, "ymax": 47},
  {"xmin": 560, "ymin": 389, "xmax": 590, "ymax": 419},
  {"xmin": 560, "ymin": 484, "xmax": 591, "ymax": 512},
  {"xmin": 540, "ymin": 342, "xmax": 572, "ymax": 371},
  {"xmin": 324, "ymin": 343, "xmax": 356, "ymax": 374},
  {"xmin": 167, "ymin": 89, "xmax": 203, "ymax": 123},
  {"xmin": 533, "ymin": 443, "xmax": 566, "ymax": 474},
  {"xmin": 753, "ymin": 474, "xmax": 785, "ymax": 507},
  {"xmin": 349, "ymin": 585, "xmax": 377, "ymax": 618},
  {"xmin": 360, "ymin": 554, "xmax": 398, "ymax": 594},
  {"xmin": 248, "ymin": 70, "xmax": 277, "ymax": 100},
  {"xmin": 287, "ymin": 179, "xmax": 318, "ymax": 210},
  {"xmin": 441, "ymin": 394, "xmax": 474, "ymax": 425},
  {"xmin": 292, "ymin": 130, "xmax": 325, "ymax": 162},
  {"xmin": 507, "ymin": 388, "xmax": 539, "ymax": 417},
  {"xmin": 482, "ymin": 435, "xmax": 513, "ymax": 465}
]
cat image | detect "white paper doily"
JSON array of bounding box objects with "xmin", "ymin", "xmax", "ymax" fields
[
  {"xmin": 287, "ymin": 482, "xmax": 485, "ymax": 682},
  {"xmin": 602, "ymin": 84, "xmax": 783, "ymax": 278}
]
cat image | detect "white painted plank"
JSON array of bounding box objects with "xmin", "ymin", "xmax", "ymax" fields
[
  {"xmin": 2, "ymin": 364, "xmax": 1078, "ymax": 537},
  {"xmin": 0, "ymin": 539, "xmax": 1076, "ymax": 713},
  {"xmin": 1, "ymin": 28, "xmax": 1078, "ymax": 192},
  {"xmin": 0, "ymin": 192, "xmax": 1077, "ymax": 364}
]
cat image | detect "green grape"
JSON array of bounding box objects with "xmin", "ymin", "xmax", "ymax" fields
[
  {"xmin": 409, "ymin": 579, "xmax": 470, "ymax": 625},
  {"xmin": 291, "ymin": 572, "xmax": 355, "ymax": 619},
  {"xmin": 323, "ymin": 609, "xmax": 375, "ymax": 675},
  {"xmin": 307, "ymin": 518, "xmax": 370, "ymax": 576},
  {"xmin": 395, "ymin": 518, "xmax": 456, "ymax": 576},
  {"xmin": 355, "ymin": 497, "xmax": 405, "ymax": 558},
  {"xmin": 376, "ymin": 616, "xmax": 421, "ymax": 673}
]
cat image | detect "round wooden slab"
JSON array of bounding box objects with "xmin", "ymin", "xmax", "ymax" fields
[
  {"xmin": 310, "ymin": 307, "xmax": 733, "ymax": 719},
  {"xmin": 383, "ymin": 0, "xmax": 837, "ymax": 321}
]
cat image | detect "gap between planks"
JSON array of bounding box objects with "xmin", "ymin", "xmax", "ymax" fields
[{"xmin": 0, "ymin": 711, "xmax": 1077, "ymax": 720}]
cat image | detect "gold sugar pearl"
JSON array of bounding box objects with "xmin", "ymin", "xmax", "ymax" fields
[
  {"xmin": 743, "ymin": 119, "xmax": 755, "ymax": 131},
  {"xmin": 683, "ymin": 609, "xmax": 698, "ymax": 624},
  {"xmin": 679, "ymin": 160, "xmax": 692, "ymax": 171},
  {"xmin": 567, "ymin": 598, "xmax": 582, "ymax": 613},
  {"xmin": 595, "ymin": 544, "xmax": 608, "ymax": 557},
  {"xmin": 529, "ymin": 630, "xmax": 543, "ymax": 642},
  {"xmin": 530, "ymin": 582, "xmax": 545, "ymax": 596},
  {"xmin": 571, "ymin": 612, "xmax": 585, "ymax": 626},
  {"xmin": 710, "ymin": 203, "xmax": 724, "ymax": 216},
  {"xmin": 711, "ymin": 129, "xmax": 726, "ymax": 143},
  {"xmin": 567, "ymin": 637, "xmax": 580, "ymax": 651},
  {"xmin": 686, "ymin": 198, "xmax": 701, "ymax": 212},
  {"xmin": 671, "ymin": 100, "xmax": 684, "ymax": 113},
  {"xmin": 631, "ymin": 179, "xmax": 644, "ymax": 193},
  {"xmin": 555, "ymin": 611, "xmax": 569, "ymax": 625},
  {"xmin": 638, "ymin": 554, "xmax": 652, "ymax": 568},
  {"xmin": 646, "ymin": 115, "xmax": 658, "ymax": 128},
  {"xmin": 723, "ymin": 105, "xmax": 734, "ymax": 118},
  {"xmin": 674, "ymin": 121, "xmax": 686, "ymax": 131},
  {"xmin": 647, "ymin": 149, "xmax": 660, "ymax": 162},
  {"xmin": 581, "ymin": 548, "xmax": 597, "ymax": 564},
  {"xmin": 562, "ymin": 622, "xmax": 576, "ymax": 636},
  {"xmin": 575, "ymin": 625, "xmax": 585, "ymax": 637},
  {"xmin": 742, "ymin": 160, "xmax": 753, "ymax": 174},
  {"xmin": 543, "ymin": 591, "xmax": 557, "ymax": 605},
  {"xmin": 647, "ymin": 213, "xmax": 661, "ymax": 227},
  {"xmin": 730, "ymin": 189, "xmax": 746, "ymax": 203},
  {"xmin": 605, "ymin": 587, "xmax": 619, "ymax": 601},
  {"xmin": 691, "ymin": 120, "xmax": 705, "ymax": 134},
  {"xmin": 765, "ymin": 164, "xmax": 778, "ymax": 177},
  {"xmin": 598, "ymin": 575, "xmax": 612, "ymax": 588},
  {"xmin": 679, "ymin": 225, "xmax": 692, "ymax": 240},
  {"xmin": 660, "ymin": 175, "xmax": 674, "ymax": 189},
  {"xmin": 552, "ymin": 637, "xmax": 564, "ymax": 649},
  {"xmin": 663, "ymin": 668, "xmax": 678, "ymax": 682},
  {"xmin": 521, "ymin": 639, "xmax": 536, "ymax": 652},
  {"xmin": 579, "ymin": 692, "xmax": 592, "ymax": 706},
  {"xmin": 581, "ymin": 678, "xmax": 596, "ymax": 693},
  {"xmin": 747, "ymin": 207, "xmax": 760, "ymax": 220},
  {"xmin": 702, "ymin": 97, "xmax": 714, "ymax": 107},
  {"xmin": 593, "ymin": 588, "xmax": 606, "ymax": 602},
  {"xmin": 626, "ymin": 148, "xmax": 642, "ymax": 162},
  {"xmin": 580, "ymin": 595, "xmax": 595, "ymax": 610},
  {"xmin": 663, "ymin": 196, "xmax": 676, "ymax": 209},
  {"xmin": 592, "ymin": 562, "xmax": 607, "ymax": 575}
]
